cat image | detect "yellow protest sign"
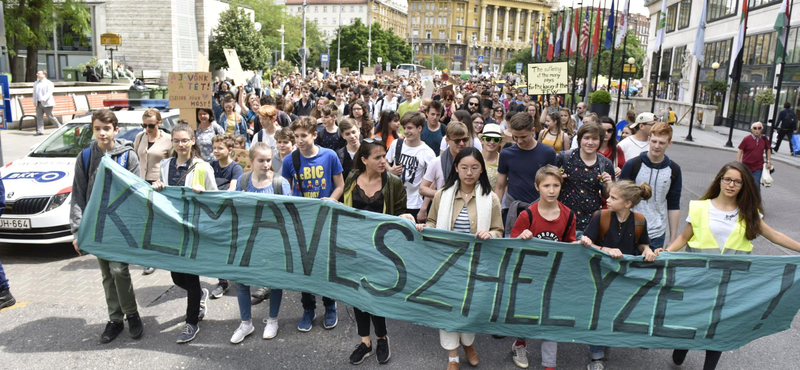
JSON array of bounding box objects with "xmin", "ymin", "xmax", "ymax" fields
[
  {"xmin": 168, "ymin": 72, "xmax": 213, "ymax": 109},
  {"xmin": 527, "ymin": 62, "xmax": 569, "ymax": 95}
]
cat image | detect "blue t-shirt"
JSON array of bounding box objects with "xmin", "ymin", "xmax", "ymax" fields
[
  {"xmin": 281, "ymin": 146, "xmax": 343, "ymax": 198},
  {"xmin": 497, "ymin": 143, "xmax": 557, "ymax": 203},
  {"xmin": 421, "ymin": 121, "xmax": 444, "ymax": 156},
  {"xmin": 616, "ymin": 120, "xmax": 629, "ymax": 140},
  {"xmin": 210, "ymin": 159, "xmax": 244, "ymax": 191},
  {"xmin": 235, "ymin": 174, "xmax": 292, "ymax": 194}
]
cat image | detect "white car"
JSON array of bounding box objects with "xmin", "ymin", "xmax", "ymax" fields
[{"xmin": 0, "ymin": 108, "xmax": 180, "ymax": 244}]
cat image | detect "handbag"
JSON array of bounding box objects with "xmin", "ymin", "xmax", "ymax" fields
[{"xmin": 761, "ymin": 163, "xmax": 773, "ymax": 188}]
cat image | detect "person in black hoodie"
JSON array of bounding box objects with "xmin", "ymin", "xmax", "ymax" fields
[
  {"xmin": 773, "ymin": 102, "xmax": 797, "ymax": 155},
  {"xmin": 336, "ymin": 118, "xmax": 361, "ymax": 180}
]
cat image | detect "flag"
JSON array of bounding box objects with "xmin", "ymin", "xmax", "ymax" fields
[
  {"xmin": 555, "ymin": 12, "xmax": 563, "ymax": 58},
  {"xmin": 547, "ymin": 16, "xmax": 555, "ymax": 61},
  {"xmin": 693, "ymin": 0, "xmax": 708, "ymax": 64},
  {"xmin": 615, "ymin": 0, "xmax": 629, "ymax": 48},
  {"xmin": 591, "ymin": 4, "xmax": 602, "ymax": 56},
  {"xmin": 775, "ymin": 0, "xmax": 790, "ymax": 64},
  {"xmin": 537, "ymin": 24, "xmax": 544, "ymax": 58},
  {"xmin": 580, "ymin": 8, "xmax": 591, "ymax": 57},
  {"xmin": 571, "ymin": 8, "xmax": 580, "ymax": 56},
  {"xmin": 729, "ymin": 0, "xmax": 748, "ymax": 80},
  {"xmin": 654, "ymin": 0, "xmax": 668, "ymax": 50},
  {"xmin": 604, "ymin": 0, "xmax": 615, "ymax": 50}
]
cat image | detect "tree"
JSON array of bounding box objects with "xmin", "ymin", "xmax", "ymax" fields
[
  {"xmin": 420, "ymin": 54, "xmax": 446, "ymax": 71},
  {"xmin": 329, "ymin": 19, "xmax": 411, "ymax": 72},
  {"xmin": 3, "ymin": 0, "xmax": 91, "ymax": 82},
  {"xmin": 275, "ymin": 60, "xmax": 295, "ymax": 76},
  {"xmin": 208, "ymin": 7, "xmax": 271, "ymax": 72}
]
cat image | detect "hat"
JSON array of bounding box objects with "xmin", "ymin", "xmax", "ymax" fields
[
  {"xmin": 482, "ymin": 124, "xmax": 503, "ymax": 138},
  {"xmin": 632, "ymin": 112, "xmax": 656, "ymax": 128}
]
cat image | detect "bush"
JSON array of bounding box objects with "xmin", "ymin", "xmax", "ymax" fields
[
  {"xmin": 275, "ymin": 60, "xmax": 295, "ymax": 76},
  {"xmin": 754, "ymin": 89, "xmax": 775, "ymax": 105},
  {"xmin": 589, "ymin": 89, "xmax": 612, "ymax": 104}
]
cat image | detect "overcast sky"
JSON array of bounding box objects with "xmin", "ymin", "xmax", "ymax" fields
[{"xmin": 560, "ymin": 0, "xmax": 649, "ymax": 16}]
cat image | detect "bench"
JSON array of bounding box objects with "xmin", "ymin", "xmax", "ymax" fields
[
  {"xmin": 17, "ymin": 95, "xmax": 87, "ymax": 130},
  {"xmin": 85, "ymin": 92, "xmax": 129, "ymax": 110}
]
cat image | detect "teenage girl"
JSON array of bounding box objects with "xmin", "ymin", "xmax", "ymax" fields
[
  {"xmin": 539, "ymin": 112, "xmax": 571, "ymax": 152},
  {"xmin": 375, "ymin": 110, "xmax": 401, "ymax": 150}
]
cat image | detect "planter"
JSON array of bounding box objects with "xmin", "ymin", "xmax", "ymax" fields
[
  {"xmin": 714, "ymin": 116, "xmax": 724, "ymax": 126},
  {"xmin": 590, "ymin": 103, "xmax": 611, "ymax": 117}
]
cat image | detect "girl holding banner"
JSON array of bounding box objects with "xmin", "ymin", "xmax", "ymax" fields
[
  {"xmin": 417, "ymin": 147, "xmax": 504, "ymax": 370},
  {"xmin": 656, "ymin": 161, "xmax": 800, "ymax": 370}
]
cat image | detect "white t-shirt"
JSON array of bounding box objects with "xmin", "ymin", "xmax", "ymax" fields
[
  {"xmin": 423, "ymin": 155, "xmax": 446, "ymax": 192},
  {"xmin": 386, "ymin": 140, "xmax": 436, "ymax": 209},
  {"xmin": 253, "ymin": 130, "xmax": 277, "ymax": 154},
  {"xmin": 687, "ymin": 202, "xmax": 761, "ymax": 250},
  {"xmin": 618, "ymin": 137, "xmax": 649, "ymax": 161},
  {"xmin": 439, "ymin": 137, "xmax": 483, "ymax": 153}
]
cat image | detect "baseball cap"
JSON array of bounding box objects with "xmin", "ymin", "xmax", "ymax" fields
[
  {"xmin": 632, "ymin": 112, "xmax": 656, "ymax": 128},
  {"xmin": 482, "ymin": 124, "xmax": 503, "ymax": 138}
]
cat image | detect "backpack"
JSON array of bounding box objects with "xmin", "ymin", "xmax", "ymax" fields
[
  {"xmin": 291, "ymin": 150, "xmax": 305, "ymax": 196},
  {"xmin": 393, "ymin": 138, "xmax": 404, "ymax": 165},
  {"xmin": 596, "ymin": 210, "xmax": 646, "ymax": 245},
  {"xmin": 522, "ymin": 206, "xmax": 575, "ymax": 242},
  {"xmin": 239, "ymin": 171, "xmax": 284, "ymax": 195},
  {"xmin": 82, "ymin": 147, "xmax": 129, "ymax": 173},
  {"xmin": 625, "ymin": 156, "xmax": 678, "ymax": 186},
  {"xmin": 781, "ymin": 110, "xmax": 797, "ymax": 130},
  {"xmin": 557, "ymin": 148, "xmax": 607, "ymax": 176}
]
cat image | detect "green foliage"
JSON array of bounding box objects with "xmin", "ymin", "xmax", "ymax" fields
[
  {"xmin": 754, "ymin": 89, "xmax": 776, "ymax": 105},
  {"xmin": 329, "ymin": 19, "xmax": 411, "ymax": 72},
  {"xmin": 275, "ymin": 60, "xmax": 295, "ymax": 76},
  {"xmin": 589, "ymin": 89, "xmax": 611, "ymax": 104},
  {"xmin": 705, "ymin": 80, "xmax": 728, "ymax": 104},
  {"xmin": 209, "ymin": 7, "xmax": 271, "ymax": 71},
  {"xmin": 420, "ymin": 54, "xmax": 447, "ymax": 71},
  {"xmin": 4, "ymin": 0, "xmax": 91, "ymax": 81}
]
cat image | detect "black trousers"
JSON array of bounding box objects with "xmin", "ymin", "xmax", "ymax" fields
[
  {"xmin": 774, "ymin": 129, "xmax": 795, "ymax": 153},
  {"xmin": 354, "ymin": 307, "xmax": 387, "ymax": 338},
  {"xmin": 301, "ymin": 292, "xmax": 335, "ymax": 310},
  {"xmin": 672, "ymin": 350, "xmax": 722, "ymax": 370},
  {"xmin": 171, "ymin": 272, "xmax": 201, "ymax": 325}
]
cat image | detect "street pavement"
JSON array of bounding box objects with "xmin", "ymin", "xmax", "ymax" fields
[{"xmin": 2, "ymin": 126, "xmax": 800, "ymax": 369}]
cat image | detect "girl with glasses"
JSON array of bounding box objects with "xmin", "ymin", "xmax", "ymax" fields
[
  {"xmin": 656, "ymin": 161, "xmax": 800, "ymax": 370},
  {"xmin": 598, "ymin": 116, "xmax": 626, "ymax": 178}
]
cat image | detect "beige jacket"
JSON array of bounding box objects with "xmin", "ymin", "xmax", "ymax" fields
[
  {"xmin": 426, "ymin": 187, "xmax": 504, "ymax": 238},
  {"xmin": 135, "ymin": 131, "xmax": 174, "ymax": 182}
]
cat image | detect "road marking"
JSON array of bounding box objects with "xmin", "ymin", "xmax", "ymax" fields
[{"xmin": 0, "ymin": 301, "xmax": 29, "ymax": 312}]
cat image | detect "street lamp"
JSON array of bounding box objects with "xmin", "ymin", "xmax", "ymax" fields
[
  {"xmin": 278, "ymin": 25, "xmax": 286, "ymax": 61},
  {"xmin": 711, "ymin": 61, "xmax": 720, "ymax": 104},
  {"xmin": 626, "ymin": 57, "xmax": 635, "ymax": 99}
]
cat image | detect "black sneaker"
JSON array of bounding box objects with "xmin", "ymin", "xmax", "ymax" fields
[
  {"xmin": 211, "ymin": 281, "xmax": 228, "ymax": 299},
  {"xmin": 376, "ymin": 337, "xmax": 391, "ymax": 364},
  {"xmin": 0, "ymin": 289, "xmax": 16, "ymax": 310},
  {"xmin": 251, "ymin": 287, "xmax": 270, "ymax": 305},
  {"xmin": 127, "ymin": 312, "xmax": 143, "ymax": 339},
  {"xmin": 349, "ymin": 342, "xmax": 373, "ymax": 365},
  {"xmin": 98, "ymin": 321, "xmax": 124, "ymax": 344}
]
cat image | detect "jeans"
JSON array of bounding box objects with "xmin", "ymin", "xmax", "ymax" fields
[
  {"xmin": 98, "ymin": 258, "xmax": 138, "ymax": 322},
  {"xmin": 354, "ymin": 307, "xmax": 387, "ymax": 337},
  {"xmin": 589, "ymin": 345, "xmax": 606, "ymax": 360},
  {"xmin": 171, "ymin": 272, "xmax": 201, "ymax": 326},
  {"xmin": 35, "ymin": 103, "xmax": 59, "ymax": 134},
  {"xmin": 301, "ymin": 292, "xmax": 334, "ymax": 310},
  {"xmin": 0, "ymin": 260, "xmax": 9, "ymax": 291},
  {"xmin": 236, "ymin": 283, "xmax": 283, "ymax": 321},
  {"xmin": 650, "ymin": 233, "xmax": 666, "ymax": 249},
  {"xmin": 752, "ymin": 169, "xmax": 763, "ymax": 190}
]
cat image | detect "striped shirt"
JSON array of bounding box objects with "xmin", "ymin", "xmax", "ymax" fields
[{"xmin": 453, "ymin": 206, "xmax": 471, "ymax": 233}]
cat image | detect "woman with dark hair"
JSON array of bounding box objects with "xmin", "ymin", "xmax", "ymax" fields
[
  {"xmin": 349, "ymin": 99, "xmax": 373, "ymax": 139},
  {"xmin": 441, "ymin": 90, "xmax": 456, "ymax": 126},
  {"xmin": 195, "ymin": 108, "xmax": 225, "ymax": 162},
  {"xmin": 341, "ymin": 138, "xmax": 410, "ymax": 365},
  {"xmin": 374, "ymin": 110, "xmax": 400, "ymax": 149},
  {"xmin": 539, "ymin": 111, "xmax": 571, "ymax": 152},
  {"xmin": 218, "ymin": 96, "xmax": 249, "ymax": 147},
  {"xmin": 416, "ymin": 147, "xmax": 503, "ymax": 370},
  {"xmin": 656, "ymin": 161, "xmax": 800, "ymax": 370},
  {"xmin": 598, "ymin": 116, "xmax": 626, "ymax": 178}
]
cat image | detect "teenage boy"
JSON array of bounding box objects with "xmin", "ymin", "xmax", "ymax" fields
[
  {"xmin": 71, "ymin": 109, "xmax": 143, "ymax": 344},
  {"xmin": 509, "ymin": 165, "xmax": 576, "ymax": 370},
  {"xmin": 315, "ymin": 104, "xmax": 345, "ymax": 151},
  {"xmin": 495, "ymin": 112, "xmax": 557, "ymax": 227},
  {"xmin": 421, "ymin": 100, "xmax": 445, "ymax": 156},
  {"xmin": 334, "ymin": 89, "xmax": 347, "ymax": 120},
  {"xmin": 420, "ymin": 122, "xmax": 471, "ymax": 202},
  {"xmin": 387, "ymin": 111, "xmax": 436, "ymax": 222},
  {"xmin": 282, "ymin": 116, "xmax": 344, "ymax": 331},
  {"xmin": 292, "ymin": 85, "xmax": 315, "ymax": 117},
  {"xmin": 208, "ymin": 135, "xmax": 244, "ymax": 298},
  {"xmin": 619, "ymin": 122, "xmax": 682, "ymax": 249},
  {"xmin": 618, "ymin": 112, "xmax": 655, "ymax": 161},
  {"xmin": 270, "ymin": 128, "xmax": 295, "ymax": 176}
]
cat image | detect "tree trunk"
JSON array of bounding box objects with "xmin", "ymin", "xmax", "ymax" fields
[
  {"xmin": 7, "ymin": 0, "xmax": 27, "ymax": 82},
  {"xmin": 25, "ymin": 0, "xmax": 43, "ymax": 82}
]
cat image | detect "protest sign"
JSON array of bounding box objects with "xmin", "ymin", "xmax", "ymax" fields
[
  {"xmin": 230, "ymin": 149, "xmax": 251, "ymax": 172},
  {"xmin": 223, "ymin": 49, "xmax": 247, "ymax": 85},
  {"xmin": 197, "ymin": 53, "xmax": 210, "ymax": 72},
  {"xmin": 422, "ymin": 80, "xmax": 434, "ymax": 100},
  {"xmin": 167, "ymin": 72, "xmax": 213, "ymax": 129},
  {"xmin": 440, "ymin": 84, "xmax": 454, "ymax": 99},
  {"xmin": 527, "ymin": 62, "xmax": 569, "ymax": 95},
  {"xmin": 396, "ymin": 69, "xmax": 409, "ymax": 78},
  {"xmin": 79, "ymin": 157, "xmax": 800, "ymax": 352}
]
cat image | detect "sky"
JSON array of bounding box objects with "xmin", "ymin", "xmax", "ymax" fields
[{"xmin": 560, "ymin": 0, "xmax": 649, "ymax": 16}]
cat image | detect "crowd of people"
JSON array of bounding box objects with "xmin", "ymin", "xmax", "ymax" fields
[{"xmin": 56, "ymin": 70, "xmax": 800, "ymax": 370}]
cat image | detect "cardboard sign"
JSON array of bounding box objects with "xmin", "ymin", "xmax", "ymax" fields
[
  {"xmin": 223, "ymin": 49, "xmax": 247, "ymax": 85},
  {"xmin": 527, "ymin": 62, "xmax": 569, "ymax": 95},
  {"xmin": 231, "ymin": 149, "xmax": 252, "ymax": 172},
  {"xmin": 440, "ymin": 84, "xmax": 454, "ymax": 98},
  {"xmin": 168, "ymin": 72, "xmax": 213, "ymax": 109},
  {"xmin": 197, "ymin": 53, "xmax": 210, "ymax": 72},
  {"xmin": 396, "ymin": 69, "xmax": 409, "ymax": 78},
  {"xmin": 422, "ymin": 80, "xmax": 434, "ymax": 100}
]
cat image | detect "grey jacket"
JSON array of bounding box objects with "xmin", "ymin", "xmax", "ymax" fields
[{"xmin": 70, "ymin": 139, "xmax": 140, "ymax": 238}]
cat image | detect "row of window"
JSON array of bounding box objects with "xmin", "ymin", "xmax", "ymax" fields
[
  {"xmin": 662, "ymin": 0, "xmax": 782, "ymax": 32},
  {"xmin": 291, "ymin": 5, "xmax": 363, "ymax": 13},
  {"xmin": 665, "ymin": 0, "xmax": 691, "ymax": 33},
  {"xmin": 414, "ymin": 44, "xmax": 516, "ymax": 59}
]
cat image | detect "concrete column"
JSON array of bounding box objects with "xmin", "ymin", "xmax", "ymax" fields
[
  {"xmin": 514, "ymin": 9, "xmax": 521, "ymax": 43},
  {"xmin": 480, "ymin": 5, "xmax": 487, "ymax": 41},
  {"xmin": 491, "ymin": 6, "xmax": 498, "ymax": 42},
  {"xmin": 502, "ymin": 7, "xmax": 510, "ymax": 42},
  {"xmin": 525, "ymin": 10, "xmax": 533, "ymax": 43}
]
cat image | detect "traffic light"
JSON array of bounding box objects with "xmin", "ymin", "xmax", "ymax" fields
[{"xmin": 478, "ymin": 64, "xmax": 483, "ymax": 74}]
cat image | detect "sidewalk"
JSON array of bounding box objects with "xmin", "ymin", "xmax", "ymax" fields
[{"xmin": 670, "ymin": 124, "xmax": 800, "ymax": 169}]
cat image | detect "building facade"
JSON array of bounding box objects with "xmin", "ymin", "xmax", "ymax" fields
[
  {"xmin": 284, "ymin": 0, "xmax": 408, "ymax": 40},
  {"xmin": 646, "ymin": 0, "xmax": 798, "ymax": 131},
  {"xmin": 408, "ymin": 0, "xmax": 559, "ymax": 73}
]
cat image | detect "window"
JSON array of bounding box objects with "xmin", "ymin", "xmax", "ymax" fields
[
  {"xmin": 707, "ymin": 0, "xmax": 737, "ymax": 22},
  {"xmin": 457, "ymin": 31, "xmax": 462, "ymax": 41},
  {"xmin": 702, "ymin": 38, "xmax": 732, "ymax": 68},
  {"xmin": 298, "ymin": 6, "xmax": 301, "ymax": 12},
  {"xmin": 473, "ymin": 19, "xmax": 477, "ymax": 27},
  {"xmin": 439, "ymin": 30, "xmax": 446, "ymax": 39},
  {"xmin": 359, "ymin": 6, "xmax": 363, "ymax": 11},
  {"xmin": 413, "ymin": 29, "xmax": 419, "ymax": 38},
  {"xmin": 323, "ymin": 6, "xmax": 327, "ymax": 12},
  {"xmin": 507, "ymin": 50, "xmax": 513, "ymax": 58},
  {"xmin": 678, "ymin": 0, "xmax": 691, "ymax": 29},
  {"xmin": 495, "ymin": 49, "xmax": 501, "ymax": 58},
  {"xmin": 743, "ymin": 32, "xmax": 776, "ymax": 65},
  {"xmin": 660, "ymin": 48, "xmax": 673, "ymax": 78},
  {"xmin": 322, "ymin": 18, "xmax": 326, "ymax": 24},
  {"xmin": 341, "ymin": 6, "xmax": 345, "ymax": 11},
  {"xmin": 314, "ymin": 6, "xmax": 318, "ymax": 12},
  {"xmin": 474, "ymin": 5, "xmax": 478, "ymax": 13},
  {"xmin": 749, "ymin": 0, "xmax": 780, "ymax": 8},
  {"xmin": 666, "ymin": 5, "xmax": 678, "ymax": 33},
  {"xmin": 672, "ymin": 45, "xmax": 687, "ymax": 72},
  {"xmin": 426, "ymin": 31, "xmax": 431, "ymax": 39},
  {"xmin": 351, "ymin": 5, "xmax": 354, "ymax": 12}
]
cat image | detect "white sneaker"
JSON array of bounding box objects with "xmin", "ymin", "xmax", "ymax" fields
[
  {"xmin": 511, "ymin": 342, "xmax": 529, "ymax": 368},
  {"xmin": 230, "ymin": 321, "xmax": 255, "ymax": 344},
  {"xmin": 263, "ymin": 318, "xmax": 279, "ymax": 339}
]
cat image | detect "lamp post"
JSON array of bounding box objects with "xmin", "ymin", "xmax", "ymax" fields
[
  {"xmin": 337, "ymin": 0, "xmax": 342, "ymax": 74},
  {"xmin": 368, "ymin": 0, "xmax": 373, "ymax": 69},
  {"xmin": 278, "ymin": 25, "xmax": 286, "ymax": 61},
  {"xmin": 626, "ymin": 57, "xmax": 635, "ymax": 99},
  {"xmin": 710, "ymin": 61, "xmax": 719, "ymax": 104}
]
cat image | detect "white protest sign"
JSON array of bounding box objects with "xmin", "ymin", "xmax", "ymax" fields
[
  {"xmin": 527, "ymin": 62, "xmax": 569, "ymax": 95},
  {"xmin": 223, "ymin": 49, "xmax": 247, "ymax": 85}
]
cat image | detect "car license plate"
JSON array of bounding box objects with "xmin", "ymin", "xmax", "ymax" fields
[{"xmin": 0, "ymin": 218, "xmax": 31, "ymax": 229}]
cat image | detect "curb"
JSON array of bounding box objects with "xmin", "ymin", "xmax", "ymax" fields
[{"xmin": 671, "ymin": 139, "xmax": 800, "ymax": 170}]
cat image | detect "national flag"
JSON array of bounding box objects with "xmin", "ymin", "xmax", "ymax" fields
[
  {"xmin": 654, "ymin": 0, "xmax": 668, "ymax": 50},
  {"xmin": 729, "ymin": 0, "xmax": 748, "ymax": 80},
  {"xmin": 547, "ymin": 17, "xmax": 555, "ymax": 61},
  {"xmin": 775, "ymin": 0, "xmax": 790, "ymax": 64},
  {"xmin": 571, "ymin": 7, "xmax": 580, "ymax": 56},
  {"xmin": 580, "ymin": 7, "xmax": 591, "ymax": 57},
  {"xmin": 615, "ymin": 0, "xmax": 629, "ymax": 48},
  {"xmin": 555, "ymin": 12, "xmax": 563, "ymax": 58},
  {"xmin": 693, "ymin": 0, "xmax": 708, "ymax": 64},
  {"xmin": 591, "ymin": 4, "xmax": 602, "ymax": 57},
  {"xmin": 604, "ymin": 0, "xmax": 615, "ymax": 50}
]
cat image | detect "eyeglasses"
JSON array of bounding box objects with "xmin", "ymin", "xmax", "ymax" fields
[
  {"xmin": 449, "ymin": 137, "xmax": 470, "ymax": 144},
  {"xmin": 363, "ymin": 137, "xmax": 383, "ymax": 144},
  {"xmin": 172, "ymin": 139, "xmax": 192, "ymax": 145},
  {"xmin": 468, "ymin": 102, "xmax": 479, "ymax": 107},
  {"xmin": 752, "ymin": 127, "xmax": 763, "ymax": 130},
  {"xmin": 721, "ymin": 177, "xmax": 743, "ymax": 187},
  {"xmin": 482, "ymin": 136, "xmax": 502, "ymax": 143},
  {"xmin": 142, "ymin": 123, "xmax": 157, "ymax": 129},
  {"xmin": 606, "ymin": 128, "xmax": 615, "ymax": 134}
]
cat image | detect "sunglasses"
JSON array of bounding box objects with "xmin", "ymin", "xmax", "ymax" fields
[
  {"xmin": 606, "ymin": 128, "xmax": 615, "ymax": 134},
  {"xmin": 468, "ymin": 102, "xmax": 479, "ymax": 106},
  {"xmin": 142, "ymin": 123, "xmax": 157, "ymax": 129},
  {"xmin": 482, "ymin": 136, "xmax": 502, "ymax": 143},
  {"xmin": 449, "ymin": 137, "xmax": 470, "ymax": 144},
  {"xmin": 363, "ymin": 137, "xmax": 384, "ymax": 144}
]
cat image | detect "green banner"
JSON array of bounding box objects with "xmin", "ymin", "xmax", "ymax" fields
[{"xmin": 79, "ymin": 157, "xmax": 800, "ymax": 351}]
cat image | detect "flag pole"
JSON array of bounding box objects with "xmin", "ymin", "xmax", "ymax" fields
[
  {"xmin": 593, "ymin": 0, "xmax": 607, "ymax": 91},
  {"xmin": 571, "ymin": 3, "xmax": 583, "ymax": 111},
  {"xmin": 583, "ymin": 1, "xmax": 595, "ymax": 103},
  {"xmin": 608, "ymin": 0, "xmax": 618, "ymax": 98},
  {"xmin": 725, "ymin": 4, "xmax": 749, "ymax": 147},
  {"xmin": 614, "ymin": 12, "xmax": 628, "ymax": 123},
  {"xmin": 651, "ymin": 45, "xmax": 662, "ymax": 113},
  {"xmin": 687, "ymin": 59, "xmax": 701, "ymax": 142},
  {"xmin": 768, "ymin": 0, "xmax": 793, "ymax": 141}
]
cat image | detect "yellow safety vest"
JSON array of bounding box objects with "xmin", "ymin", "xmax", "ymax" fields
[{"xmin": 686, "ymin": 200, "xmax": 753, "ymax": 254}]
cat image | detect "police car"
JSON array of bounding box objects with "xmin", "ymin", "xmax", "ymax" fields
[{"xmin": 0, "ymin": 100, "xmax": 179, "ymax": 244}]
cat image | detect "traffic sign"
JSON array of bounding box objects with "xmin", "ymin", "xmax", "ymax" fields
[
  {"xmin": 515, "ymin": 62, "xmax": 523, "ymax": 73},
  {"xmin": 377, "ymin": 57, "xmax": 383, "ymax": 63},
  {"xmin": 478, "ymin": 55, "xmax": 484, "ymax": 62},
  {"xmin": 321, "ymin": 53, "xmax": 329, "ymax": 63}
]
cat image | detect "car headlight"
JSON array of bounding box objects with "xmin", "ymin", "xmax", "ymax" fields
[{"xmin": 46, "ymin": 189, "xmax": 71, "ymax": 212}]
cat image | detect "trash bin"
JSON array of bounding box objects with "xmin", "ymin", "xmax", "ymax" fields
[
  {"xmin": 129, "ymin": 79, "xmax": 150, "ymax": 99},
  {"xmin": 62, "ymin": 67, "xmax": 79, "ymax": 82}
]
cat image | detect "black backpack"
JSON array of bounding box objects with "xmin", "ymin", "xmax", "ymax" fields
[{"xmin": 781, "ymin": 110, "xmax": 797, "ymax": 130}]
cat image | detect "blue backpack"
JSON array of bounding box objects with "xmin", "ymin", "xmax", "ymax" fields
[{"xmin": 81, "ymin": 147, "xmax": 129, "ymax": 173}]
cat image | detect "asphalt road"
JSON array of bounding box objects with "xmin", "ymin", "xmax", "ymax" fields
[{"xmin": 1, "ymin": 142, "xmax": 800, "ymax": 370}]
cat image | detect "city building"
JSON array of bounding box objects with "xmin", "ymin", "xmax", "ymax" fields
[
  {"xmin": 645, "ymin": 0, "xmax": 798, "ymax": 131},
  {"xmin": 628, "ymin": 13, "xmax": 650, "ymax": 51},
  {"xmin": 284, "ymin": 0, "xmax": 408, "ymax": 40},
  {"xmin": 9, "ymin": 0, "xmax": 253, "ymax": 84},
  {"xmin": 408, "ymin": 0, "xmax": 560, "ymax": 73}
]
